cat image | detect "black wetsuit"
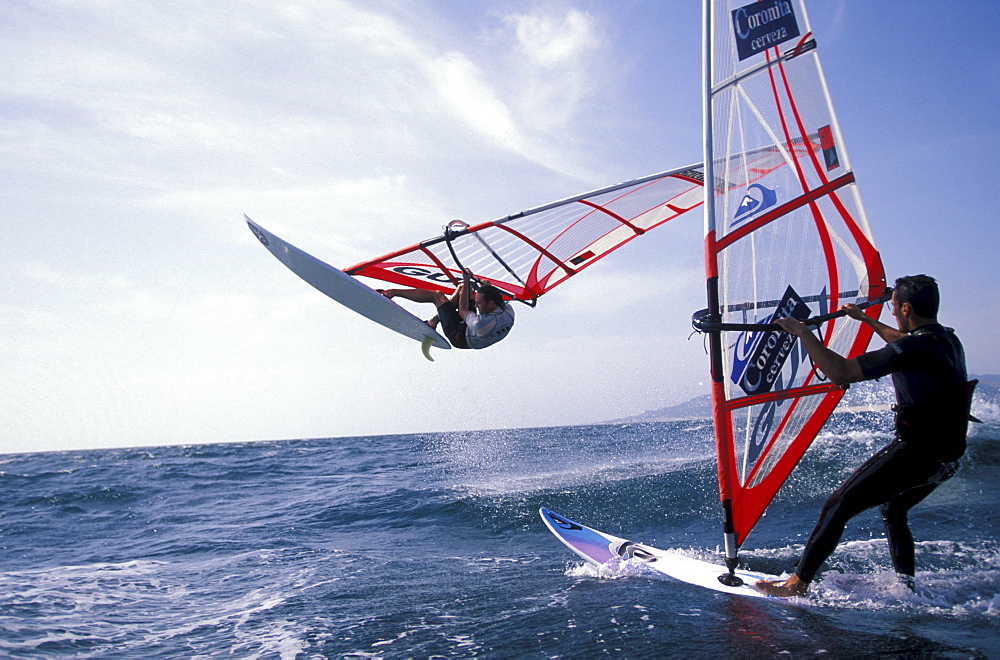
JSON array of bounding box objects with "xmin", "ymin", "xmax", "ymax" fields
[
  {"xmin": 435, "ymin": 300, "xmax": 470, "ymax": 349},
  {"xmin": 795, "ymin": 324, "xmax": 973, "ymax": 584}
]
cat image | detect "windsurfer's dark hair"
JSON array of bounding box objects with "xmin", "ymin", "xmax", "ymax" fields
[
  {"xmin": 894, "ymin": 274, "xmax": 939, "ymax": 318},
  {"xmin": 478, "ymin": 284, "xmax": 506, "ymax": 307}
]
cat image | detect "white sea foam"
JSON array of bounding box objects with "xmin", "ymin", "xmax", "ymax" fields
[{"xmin": 0, "ymin": 553, "xmax": 321, "ymax": 658}]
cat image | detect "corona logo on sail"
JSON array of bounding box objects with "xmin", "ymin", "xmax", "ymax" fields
[
  {"xmin": 731, "ymin": 0, "xmax": 800, "ymax": 61},
  {"xmin": 731, "ymin": 286, "xmax": 811, "ymax": 396}
]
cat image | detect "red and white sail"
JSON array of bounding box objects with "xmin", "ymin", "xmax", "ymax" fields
[
  {"xmin": 344, "ymin": 166, "xmax": 707, "ymax": 303},
  {"xmin": 701, "ymin": 0, "xmax": 886, "ymax": 555},
  {"xmin": 345, "ymin": 144, "xmax": 808, "ymax": 306}
]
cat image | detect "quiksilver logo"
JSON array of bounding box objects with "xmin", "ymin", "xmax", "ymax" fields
[
  {"xmin": 248, "ymin": 223, "xmax": 269, "ymax": 247},
  {"xmin": 731, "ymin": 183, "xmax": 777, "ymax": 227}
]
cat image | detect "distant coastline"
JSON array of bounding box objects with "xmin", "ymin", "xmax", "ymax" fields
[{"xmin": 607, "ymin": 373, "xmax": 999, "ymax": 424}]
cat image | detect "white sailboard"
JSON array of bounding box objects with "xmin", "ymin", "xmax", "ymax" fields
[
  {"xmin": 245, "ymin": 216, "xmax": 450, "ymax": 360},
  {"xmin": 542, "ymin": 0, "xmax": 887, "ymax": 597},
  {"xmin": 540, "ymin": 508, "xmax": 784, "ymax": 600}
]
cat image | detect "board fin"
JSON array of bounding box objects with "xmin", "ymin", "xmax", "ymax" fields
[{"xmin": 421, "ymin": 335, "xmax": 435, "ymax": 362}]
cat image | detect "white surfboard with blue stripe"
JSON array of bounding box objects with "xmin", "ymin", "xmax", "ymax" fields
[{"xmin": 540, "ymin": 508, "xmax": 790, "ymax": 600}]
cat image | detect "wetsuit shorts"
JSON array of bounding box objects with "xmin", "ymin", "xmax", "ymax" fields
[{"xmin": 436, "ymin": 301, "xmax": 469, "ymax": 349}]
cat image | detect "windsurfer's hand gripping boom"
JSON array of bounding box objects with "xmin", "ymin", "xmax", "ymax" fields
[{"xmin": 840, "ymin": 303, "xmax": 908, "ymax": 343}]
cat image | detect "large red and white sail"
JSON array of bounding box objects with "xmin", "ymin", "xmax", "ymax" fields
[
  {"xmin": 344, "ymin": 166, "xmax": 707, "ymax": 303},
  {"xmin": 345, "ymin": 145, "xmax": 806, "ymax": 305},
  {"xmin": 701, "ymin": 0, "xmax": 886, "ymax": 554}
]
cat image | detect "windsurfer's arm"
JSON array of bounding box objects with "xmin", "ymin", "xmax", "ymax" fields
[
  {"xmin": 775, "ymin": 317, "xmax": 864, "ymax": 386},
  {"xmin": 457, "ymin": 269, "xmax": 473, "ymax": 320},
  {"xmin": 841, "ymin": 303, "xmax": 907, "ymax": 343}
]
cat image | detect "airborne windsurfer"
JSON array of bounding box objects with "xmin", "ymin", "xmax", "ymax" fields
[
  {"xmin": 756, "ymin": 275, "xmax": 975, "ymax": 598},
  {"xmin": 381, "ymin": 269, "xmax": 514, "ymax": 350}
]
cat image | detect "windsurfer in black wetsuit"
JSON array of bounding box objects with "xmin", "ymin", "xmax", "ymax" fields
[{"xmin": 756, "ymin": 274, "xmax": 976, "ymax": 597}]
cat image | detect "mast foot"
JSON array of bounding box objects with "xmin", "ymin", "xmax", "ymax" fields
[
  {"xmin": 718, "ymin": 551, "xmax": 743, "ymax": 586},
  {"xmin": 717, "ymin": 572, "xmax": 744, "ymax": 587}
]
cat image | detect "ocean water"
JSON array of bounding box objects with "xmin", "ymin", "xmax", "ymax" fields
[{"xmin": 1, "ymin": 411, "xmax": 998, "ymax": 658}]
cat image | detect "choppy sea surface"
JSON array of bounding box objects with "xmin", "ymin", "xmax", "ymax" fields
[{"xmin": 2, "ymin": 408, "xmax": 998, "ymax": 658}]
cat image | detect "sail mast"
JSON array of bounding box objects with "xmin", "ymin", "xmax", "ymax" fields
[{"xmin": 702, "ymin": 0, "xmax": 743, "ymax": 586}]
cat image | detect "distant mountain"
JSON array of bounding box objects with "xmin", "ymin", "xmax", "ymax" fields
[
  {"xmin": 972, "ymin": 373, "xmax": 1000, "ymax": 388},
  {"xmin": 606, "ymin": 394, "xmax": 712, "ymax": 423},
  {"xmin": 608, "ymin": 375, "xmax": 999, "ymax": 424}
]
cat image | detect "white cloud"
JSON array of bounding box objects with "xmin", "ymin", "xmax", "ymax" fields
[
  {"xmin": 509, "ymin": 7, "xmax": 602, "ymax": 68},
  {"xmin": 151, "ymin": 173, "xmax": 452, "ymax": 264},
  {"xmin": 2, "ymin": 0, "xmax": 608, "ymax": 202},
  {"xmin": 427, "ymin": 52, "xmax": 521, "ymax": 148},
  {"xmin": 500, "ymin": 6, "xmax": 606, "ymax": 139}
]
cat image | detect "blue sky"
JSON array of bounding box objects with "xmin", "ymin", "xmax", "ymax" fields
[{"xmin": 2, "ymin": 1, "xmax": 997, "ymax": 454}]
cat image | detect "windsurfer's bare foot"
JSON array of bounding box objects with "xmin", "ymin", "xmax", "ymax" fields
[
  {"xmin": 378, "ymin": 289, "xmax": 396, "ymax": 299},
  {"xmin": 755, "ymin": 573, "xmax": 808, "ymax": 597}
]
